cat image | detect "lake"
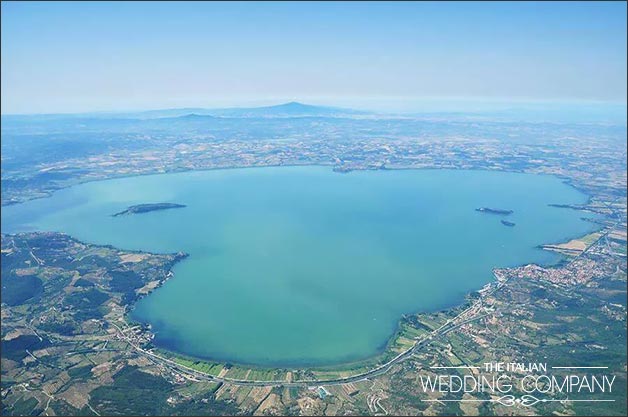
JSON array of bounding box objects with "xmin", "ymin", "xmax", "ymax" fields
[{"xmin": 1, "ymin": 167, "xmax": 599, "ymax": 366}]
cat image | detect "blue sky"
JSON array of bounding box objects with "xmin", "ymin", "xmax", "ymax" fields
[{"xmin": 1, "ymin": 1, "xmax": 626, "ymax": 114}]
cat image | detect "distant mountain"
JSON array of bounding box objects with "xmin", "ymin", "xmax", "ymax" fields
[
  {"xmin": 1, "ymin": 102, "xmax": 368, "ymax": 124},
  {"xmin": 119, "ymin": 102, "xmax": 366, "ymax": 120},
  {"xmin": 206, "ymin": 102, "xmax": 366, "ymax": 118},
  {"xmin": 131, "ymin": 108, "xmax": 218, "ymax": 119},
  {"xmin": 98, "ymin": 102, "xmax": 366, "ymax": 119},
  {"xmin": 175, "ymin": 113, "xmax": 217, "ymax": 120},
  {"xmin": 1, "ymin": 102, "xmax": 372, "ymax": 135}
]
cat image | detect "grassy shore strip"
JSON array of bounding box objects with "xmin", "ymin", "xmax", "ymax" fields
[
  {"xmin": 129, "ymin": 227, "xmax": 603, "ymax": 384},
  {"xmin": 173, "ymin": 357, "xmax": 225, "ymax": 377},
  {"xmin": 151, "ymin": 308, "xmax": 456, "ymax": 384}
]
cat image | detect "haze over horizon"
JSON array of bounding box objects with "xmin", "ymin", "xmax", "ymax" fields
[
  {"xmin": 2, "ymin": 98, "xmax": 628, "ymax": 118},
  {"xmin": 2, "ymin": 1, "xmax": 627, "ymax": 114}
]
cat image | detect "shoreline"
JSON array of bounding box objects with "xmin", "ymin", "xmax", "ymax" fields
[
  {"xmin": 0, "ymin": 161, "xmax": 602, "ymax": 210},
  {"xmin": 0, "ymin": 165, "xmax": 608, "ymax": 377}
]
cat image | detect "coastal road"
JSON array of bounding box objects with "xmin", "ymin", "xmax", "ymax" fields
[{"xmin": 114, "ymin": 275, "xmax": 506, "ymax": 388}]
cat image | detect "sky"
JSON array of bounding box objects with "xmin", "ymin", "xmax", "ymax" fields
[{"xmin": 1, "ymin": 1, "xmax": 627, "ymax": 114}]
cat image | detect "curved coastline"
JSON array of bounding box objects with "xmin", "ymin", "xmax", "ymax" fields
[
  {"xmin": 0, "ymin": 161, "xmax": 599, "ymax": 211},
  {"xmin": 0, "ymin": 165, "xmax": 604, "ymax": 374}
]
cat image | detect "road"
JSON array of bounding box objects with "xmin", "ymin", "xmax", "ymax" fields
[{"xmin": 112, "ymin": 274, "xmax": 507, "ymax": 388}]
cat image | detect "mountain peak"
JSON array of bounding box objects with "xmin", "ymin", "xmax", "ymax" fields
[
  {"xmin": 172, "ymin": 113, "xmax": 216, "ymax": 120},
  {"xmin": 277, "ymin": 101, "xmax": 310, "ymax": 108}
]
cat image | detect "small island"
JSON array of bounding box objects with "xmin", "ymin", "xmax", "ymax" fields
[
  {"xmin": 501, "ymin": 220, "xmax": 516, "ymax": 227},
  {"xmin": 112, "ymin": 203, "xmax": 186, "ymax": 217},
  {"xmin": 476, "ymin": 207, "xmax": 514, "ymax": 215}
]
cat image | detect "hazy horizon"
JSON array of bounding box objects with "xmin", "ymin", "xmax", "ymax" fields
[
  {"xmin": 2, "ymin": 97, "xmax": 627, "ymax": 118},
  {"xmin": 2, "ymin": 1, "xmax": 626, "ymax": 115}
]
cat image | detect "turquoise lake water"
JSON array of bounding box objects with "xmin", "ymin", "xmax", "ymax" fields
[{"xmin": 1, "ymin": 167, "xmax": 599, "ymax": 366}]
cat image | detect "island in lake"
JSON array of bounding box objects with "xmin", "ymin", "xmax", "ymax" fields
[
  {"xmin": 476, "ymin": 207, "xmax": 514, "ymax": 215},
  {"xmin": 501, "ymin": 220, "xmax": 516, "ymax": 227},
  {"xmin": 112, "ymin": 203, "xmax": 186, "ymax": 217}
]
